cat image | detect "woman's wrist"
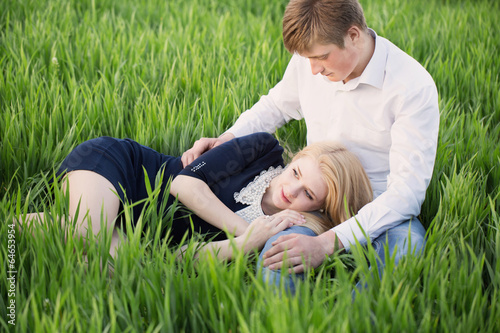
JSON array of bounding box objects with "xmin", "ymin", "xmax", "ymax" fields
[
  {"xmin": 236, "ymin": 229, "xmax": 260, "ymax": 254},
  {"xmin": 234, "ymin": 222, "xmax": 248, "ymax": 237}
]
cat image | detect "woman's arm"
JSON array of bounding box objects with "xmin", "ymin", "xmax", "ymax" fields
[
  {"xmin": 170, "ymin": 175, "xmax": 249, "ymax": 236},
  {"xmin": 172, "ymin": 133, "xmax": 284, "ymax": 236},
  {"xmin": 179, "ymin": 211, "xmax": 302, "ymax": 261}
]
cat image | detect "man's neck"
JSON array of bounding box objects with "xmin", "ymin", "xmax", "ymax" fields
[{"xmin": 344, "ymin": 31, "xmax": 376, "ymax": 84}]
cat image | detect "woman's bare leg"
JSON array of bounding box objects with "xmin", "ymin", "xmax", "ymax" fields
[
  {"xmin": 63, "ymin": 170, "xmax": 121, "ymax": 256},
  {"xmin": 19, "ymin": 212, "xmax": 46, "ymax": 228},
  {"xmin": 19, "ymin": 170, "xmax": 122, "ymax": 257}
]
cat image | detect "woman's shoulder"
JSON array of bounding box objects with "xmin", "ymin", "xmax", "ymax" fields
[
  {"xmin": 235, "ymin": 132, "xmax": 279, "ymax": 147},
  {"xmin": 239, "ymin": 132, "xmax": 276, "ymax": 141}
]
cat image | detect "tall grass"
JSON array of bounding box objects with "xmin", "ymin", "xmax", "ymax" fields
[{"xmin": 1, "ymin": 0, "xmax": 499, "ymax": 331}]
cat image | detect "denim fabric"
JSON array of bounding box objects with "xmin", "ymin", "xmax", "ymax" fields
[
  {"xmin": 257, "ymin": 225, "xmax": 317, "ymax": 294},
  {"xmin": 370, "ymin": 218, "xmax": 426, "ymax": 269},
  {"xmin": 257, "ymin": 219, "xmax": 426, "ymax": 295}
]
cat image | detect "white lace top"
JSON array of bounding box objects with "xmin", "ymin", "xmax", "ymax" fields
[{"xmin": 233, "ymin": 166, "xmax": 284, "ymax": 223}]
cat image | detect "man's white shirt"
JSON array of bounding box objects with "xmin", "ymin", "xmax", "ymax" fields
[{"xmin": 226, "ymin": 30, "xmax": 439, "ymax": 250}]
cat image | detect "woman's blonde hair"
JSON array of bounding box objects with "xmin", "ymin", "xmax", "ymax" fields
[{"xmin": 292, "ymin": 141, "xmax": 372, "ymax": 234}]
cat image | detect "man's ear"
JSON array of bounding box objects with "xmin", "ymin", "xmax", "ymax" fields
[{"xmin": 346, "ymin": 26, "xmax": 361, "ymax": 44}]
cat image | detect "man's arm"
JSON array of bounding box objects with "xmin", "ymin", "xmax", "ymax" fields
[
  {"xmin": 262, "ymin": 82, "xmax": 439, "ymax": 272},
  {"xmin": 181, "ymin": 54, "xmax": 304, "ymax": 167},
  {"xmin": 333, "ymin": 83, "xmax": 439, "ymax": 250},
  {"xmin": 224, "ymin": 54, "xmax": 303, "ymax": 138},
  {"xmin": 181, "ymin": 132, "xmax": 235, "ymax": 167}
]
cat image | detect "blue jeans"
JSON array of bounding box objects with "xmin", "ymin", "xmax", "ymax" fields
[{"xmin": 257, "ymin": 219, "xmax": 427, "ymax": 294}]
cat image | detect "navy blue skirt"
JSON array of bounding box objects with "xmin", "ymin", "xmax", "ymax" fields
[{"xmin": 57, "ymin": 137, "xmax": 190, "ymax": 239}]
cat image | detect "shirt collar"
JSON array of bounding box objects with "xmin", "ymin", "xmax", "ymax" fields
[
  {"xmin": 357, "ymin": 29, "xmax": 387, "ymax": 89},
  {"xmin": 325, "ymin": 29, "xmax": 387, "ymax": 91}
]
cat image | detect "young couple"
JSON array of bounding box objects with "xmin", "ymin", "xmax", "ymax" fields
[
  {"xmin": 22, "ymin": 132, "xmax": 372, "ymax": 265},
  {"xmin": 21, "ymin": 0, "xmax": 439, "ymax": 292}
]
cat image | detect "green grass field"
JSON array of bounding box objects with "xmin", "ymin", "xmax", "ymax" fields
[{"xmin": 1, "ymin": 0, "xmax": 499, "ymax": 331}]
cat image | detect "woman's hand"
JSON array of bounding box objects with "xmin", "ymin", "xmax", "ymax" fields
[
  {"xmin": 175, "ymin": 210, "xmax": 308, "ymax": 262},
  {"xmin": 240, "ymin": 210, "xmax": 306, "ymax": 251},
  {"xmin": 271, "ymin": 209, "xmax": 307, "ymax": 227}
]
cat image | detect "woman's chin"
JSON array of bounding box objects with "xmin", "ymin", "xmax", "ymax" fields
[{"xmin": 272, "ymin": 198, "xmax": 286, "ymax": 211}]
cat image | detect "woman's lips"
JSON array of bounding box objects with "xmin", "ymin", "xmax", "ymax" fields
[{"xmin": 281, "ymin": 188, "xmax": 291, "ymax": 203}]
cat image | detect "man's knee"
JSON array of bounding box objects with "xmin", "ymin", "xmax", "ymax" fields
[
  {"xmin": 397, "ymin": 219, "xmax": 426, "ymax": 254},
  {"xmin": 259, "ymin": 225, "xmax": 317, "ymax": 259},
  {"xmin": 377, "ymin": 218, "xmax": 427, "ymax": 262},
  {"xmin": 257, "ymin": 226, "xmax": 317, "ymax": 294}
]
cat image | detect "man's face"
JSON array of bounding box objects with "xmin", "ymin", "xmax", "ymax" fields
[{"xmin": 300, "ymin": 36, "xmax": 361, "ymax": 83}]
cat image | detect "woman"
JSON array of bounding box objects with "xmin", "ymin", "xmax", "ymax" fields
[{"xmin": 20, "ymin": 132, "xmax": 372, "ymax": 260}]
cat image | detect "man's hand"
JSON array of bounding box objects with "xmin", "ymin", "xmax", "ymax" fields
[
  {"xmin": 181, "ymin": 133, "xmax": 235, "ymax": 167},
  {"xmin": 262, "ymin": 229, "xmax": 343, "ymax": 273}
]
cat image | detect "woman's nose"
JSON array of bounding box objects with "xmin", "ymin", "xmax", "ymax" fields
[{"xmin": 288, "ymin": 184, "xmax": 301, "ymax": 198}]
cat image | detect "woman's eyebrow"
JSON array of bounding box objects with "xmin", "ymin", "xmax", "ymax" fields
[{"xmin": 297, "ymin": 166, "xmax": 317, "ymax": 199}]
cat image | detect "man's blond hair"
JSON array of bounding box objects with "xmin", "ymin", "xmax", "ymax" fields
[{"xmin": 283, "ymin": 0, "xmax": 368, "ymax": 54}]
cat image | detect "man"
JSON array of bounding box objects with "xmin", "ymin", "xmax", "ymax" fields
[{"xmin": 181, "ymin": 0, "xmax": 439, "ymax": 291}]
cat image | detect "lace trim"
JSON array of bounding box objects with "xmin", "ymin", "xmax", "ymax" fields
[{"xmin": 234, "ymin": 165, "xmax": 284, "ymax": 223}]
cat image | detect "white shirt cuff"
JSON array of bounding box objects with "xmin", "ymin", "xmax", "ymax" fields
[{"xmin": 332, "ymin": 216, "xmax": 368, "ymax": 252}]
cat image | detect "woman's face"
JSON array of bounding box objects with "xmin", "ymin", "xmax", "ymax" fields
[{"xmin": 267, "ymin": 157, "xmax": 328, "ymax": 213}]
